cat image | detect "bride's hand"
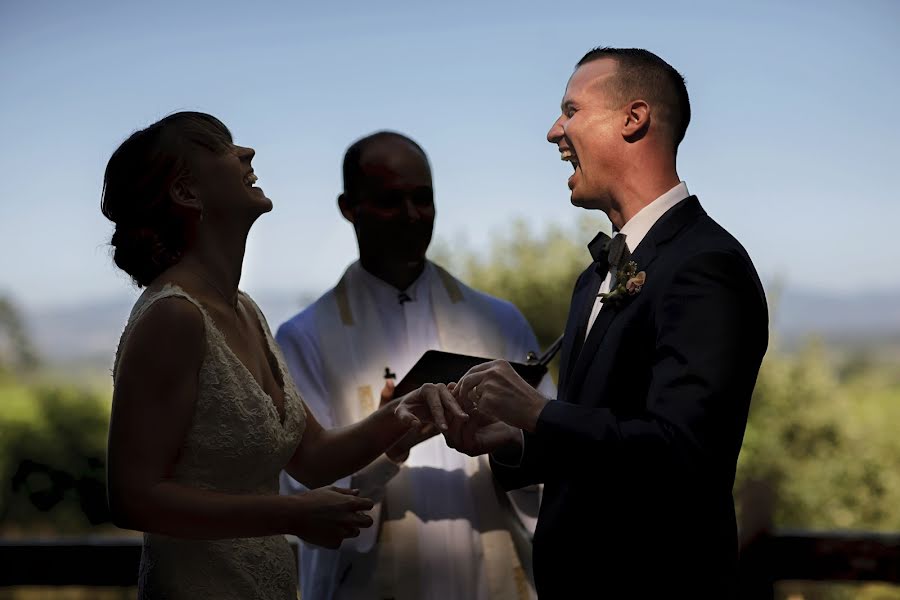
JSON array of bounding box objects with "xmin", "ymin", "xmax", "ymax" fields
[
  {"xmin": 289, "ymin": 486, "xmax": 375, "ymax": 549},
  {"xmin": 393, "ymin": 383, "xmax": 469, "ymax": 432}
]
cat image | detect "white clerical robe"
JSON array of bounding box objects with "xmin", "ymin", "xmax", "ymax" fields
[{"xmin": 276, "ymin": 260, "xmax": 555, "ymax": 600}]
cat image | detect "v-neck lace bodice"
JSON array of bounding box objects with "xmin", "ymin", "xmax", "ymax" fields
[{"xmin": 113, "ymin": 284, "xmax": 307, "ymax": 599}]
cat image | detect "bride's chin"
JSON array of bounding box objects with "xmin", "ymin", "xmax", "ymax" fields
[{"xmin": 254, "ymin": 196, "xmax": 274, "ymax": 213}]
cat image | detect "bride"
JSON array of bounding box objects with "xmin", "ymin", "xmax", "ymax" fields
[{"xmin": 102, "ymin": 112, "xmax": 463, "ymax": 599}]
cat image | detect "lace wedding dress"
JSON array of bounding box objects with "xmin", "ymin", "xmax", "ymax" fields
[{"xmin": 113, "ymin": 284, "xmax": 307, "ymax": 599}]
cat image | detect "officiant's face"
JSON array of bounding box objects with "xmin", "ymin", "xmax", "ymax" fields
[
  {"xmin": 343, "ymin": 140, "xmax": 435, "ymax": 267},
  {"xmin": 547, "ymin": 58, "xmax": 623, "ymax": 209}
]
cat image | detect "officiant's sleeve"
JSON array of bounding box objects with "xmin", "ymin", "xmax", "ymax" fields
[
  {"xmin": 275, "ymin": 320, "xmax": 336, "ymax": 496},
  {"xmin": 276, "ymin": 319, "xmax": 404, "ymax": 501},
  {"xmin": 525, "ymin": 250, "xmax": 768, "ymax": 482},
  {"xmin": 275, "ymin": 320, "xmax": 332, "ymax": 429},
  {"xmin": 348, "ymin": 454, "xmax": 401, "ymax": 502}
]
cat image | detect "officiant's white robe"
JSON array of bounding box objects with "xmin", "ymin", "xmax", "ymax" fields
[{"xmin": 276, "ymin": 260, "xmax": 554, "ymax": 600}]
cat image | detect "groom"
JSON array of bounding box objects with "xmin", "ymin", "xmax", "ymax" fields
[{"xmin": 403, "ymin": 47, "xmax": 769, "ymax": 597}]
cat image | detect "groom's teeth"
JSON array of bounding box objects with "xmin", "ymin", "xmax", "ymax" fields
[
  {"xmin": 560, "ymin": 150, "xmax": 578, "ymax": 166},
  {"xmin": 560, "ymin": 151, "xmax": 579, "ymax": 172},
  {"xmin": 244, "ymin": 173, "xmax": 258, "ymax": 186}
]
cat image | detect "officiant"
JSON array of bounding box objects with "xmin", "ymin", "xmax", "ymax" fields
[{"xmin": 276, "ymin": 131, "xmax": 555, "ymax": 600}]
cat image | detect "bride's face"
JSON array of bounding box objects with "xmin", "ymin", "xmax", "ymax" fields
[{"xmin": 189, "ymin": 143, "xmax": 272, "ymax": 223}]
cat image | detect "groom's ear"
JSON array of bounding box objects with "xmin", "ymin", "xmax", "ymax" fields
[
  {"xmin": 338, "ymin": 193, "xmax": 356, "ymax": 224},
  {"xmin": 622, "ymin": 99, "xmax": 651, "ymax": 142}
]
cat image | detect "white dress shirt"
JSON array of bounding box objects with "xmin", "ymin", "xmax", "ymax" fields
[{"xmin": 585, "ymin": 182, "xmax": 690, "ymax": 335}]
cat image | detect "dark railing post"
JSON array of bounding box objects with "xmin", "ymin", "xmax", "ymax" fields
[
  {"xmin": 0, "ymin": 537, "xmax": 302, "ymax": 587},
  {"xmin": 738, "ymin": 532, "xmax": 776, "ymax": 600},
  {"xmin": 737, "ymin": 477, "xmax": 777, "ymax": 600}
]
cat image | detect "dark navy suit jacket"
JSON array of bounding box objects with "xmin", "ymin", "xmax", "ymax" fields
[{"xmin": 491, "ymin": 197, "xmax": 769, "ymax": 598}]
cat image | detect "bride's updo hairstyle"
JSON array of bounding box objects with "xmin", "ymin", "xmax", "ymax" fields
[{"xmin": 101, "ymin": 112, "xmax": 233, "ymax": 287}]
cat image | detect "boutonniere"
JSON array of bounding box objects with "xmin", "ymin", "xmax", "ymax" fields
[{"xmin": 599, "ymin": 261, "xmax": 646, "ymax": 305}]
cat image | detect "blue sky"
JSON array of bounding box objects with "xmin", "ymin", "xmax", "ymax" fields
[{"xmin": 1, "ymin": 0, "xmax": 898, "ymax": 310}]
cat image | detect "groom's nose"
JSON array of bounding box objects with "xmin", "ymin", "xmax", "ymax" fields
[{"xmin": 547, "ymin": 116, "xmax": 565, "ymax": 144}]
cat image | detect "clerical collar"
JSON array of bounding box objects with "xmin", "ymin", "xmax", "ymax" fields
[{"xmin": 355, "ymin": 261, "xmax": 430, "ymax": 305}]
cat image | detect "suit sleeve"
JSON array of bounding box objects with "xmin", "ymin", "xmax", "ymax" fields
[{"xmin": 518, "ymin": 250, "xmax": 768, "ymax": 483}]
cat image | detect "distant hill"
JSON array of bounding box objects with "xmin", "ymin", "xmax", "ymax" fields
[
  {"xmin": 21, "ymin": 290, "xmax": 315, "ymax": 369},
  {"xmin": 15, "ymin": 286, "xmax": 900, "ymax": 370},
  {"xmin": 771, "ymin": 287, "xmax": 900, "ymax": 342}
]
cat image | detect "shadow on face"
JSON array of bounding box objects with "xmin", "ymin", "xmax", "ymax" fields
[{"xmin": 340, "ymin": 136, "xmax": 435, "ymax": 269}]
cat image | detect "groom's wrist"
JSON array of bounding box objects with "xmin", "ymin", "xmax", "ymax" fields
[
  {"xmin": 490, "ymin": 427, "xmax": 524, "ymax": 467},
  {"xmin": 523, "ymin": 392, "xmax": 550, "ymax": 433}
]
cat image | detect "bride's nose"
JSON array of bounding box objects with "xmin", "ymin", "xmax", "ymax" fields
[{"xmin": 235, "ymin": 145, "xmax": 256, "ymax": 161}]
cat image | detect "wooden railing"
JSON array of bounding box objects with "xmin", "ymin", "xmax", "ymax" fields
[
  {"xmin": 0, "ymin": 537, "xmax": 300, "ymax": 588},
  {"xmin": 1, "ymin": 533, "xmax": 898, "ymax": 596},
  {"xmin": 738, "ymin": 530, "xmax": 900, "ymax": 598}
]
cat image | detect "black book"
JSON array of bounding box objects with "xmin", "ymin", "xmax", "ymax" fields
[{"xmin": 392, "ymin": 334, "xmax": 563, "ymax": 397}]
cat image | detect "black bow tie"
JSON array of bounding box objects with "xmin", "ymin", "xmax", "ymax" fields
[
  {"xmin": 588, "ymin": 232, "xmax": 630, "ymax": 275},
  {"xmin": 398, "ymin": 292, "xmax": 412, "ymax": 305}
]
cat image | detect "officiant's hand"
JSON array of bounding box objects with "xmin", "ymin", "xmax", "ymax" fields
[
  {"xmin": 380, "ymin": 380, "xmax": 438, "ymax": 462},
  {"xmin": 394, "ymin": 382, "xmax": 469, "ymax": 432},
  {"xmin": 290, "ymin": 486, "xmax": 375, "ymax": 549},
  {"xmin": 455, "ymin": 360, "xmax": 549, "ymax": 433}
]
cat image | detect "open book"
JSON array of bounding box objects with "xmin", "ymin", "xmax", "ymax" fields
[{"xmin": 393, "ymin": 334, "xmax": 564, "ymax": 397}]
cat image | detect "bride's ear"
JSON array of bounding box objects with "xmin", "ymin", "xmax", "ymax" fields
[
  {"xmin": 338, "ymin": 193, "xmax": 356, "ymax": 224},
  {"xmin": 170, "ymin": 175, "xmax": 203, "ymax": 212}
]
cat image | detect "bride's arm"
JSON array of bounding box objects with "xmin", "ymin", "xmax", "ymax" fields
[
  {"xmin": 107, "ymin": 297, "xmax": 372, "ymax": 543},
  {"xmin": 285, "ymin": 385, "xmax": 465, "ymax": 489}
]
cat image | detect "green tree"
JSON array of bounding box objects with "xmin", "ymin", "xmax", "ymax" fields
[
  {"xmin": 0, "ymin": 296, "xmax": 39, "ymax": 376},
  {"xmin": 0, "ymin": 384, "xmax": 111, "ymax": 534},
  {"xmin": 430, "ymin": 215, "xmax": 607, "ymax": 377}
]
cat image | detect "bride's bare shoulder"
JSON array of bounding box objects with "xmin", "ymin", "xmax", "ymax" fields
[{"xmin": 118, "ymin": 291, "xmax": 206, "ymax": 375}]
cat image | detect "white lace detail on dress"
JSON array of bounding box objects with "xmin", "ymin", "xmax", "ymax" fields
[{"xmin": 113, "ymin": 284, "xmax": 307, "ymax": 600}]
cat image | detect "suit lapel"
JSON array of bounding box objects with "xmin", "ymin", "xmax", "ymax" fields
[
  {"xmin": 558, "ymin": 268, "xmax": 604, "ymax": 393},
  {"xmin": 563, "ymin": 196, "xmax": 706, "ymax": 401},
  {"xmin": 558, "ymin": 231, "xmax": 612, "ymax": 393},
  {"xmin": 565, "ymin": 290, "xmax": 622, "ymax": 400}
]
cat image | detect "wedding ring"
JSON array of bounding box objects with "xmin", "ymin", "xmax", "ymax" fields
[{"xmin": 471, "ymin": 385, "xmax": 480, "ymax": 411}]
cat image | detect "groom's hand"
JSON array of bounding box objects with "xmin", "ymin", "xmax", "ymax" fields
[
  {"xmin": 443, "ymin": 404, "xmax": 522, "ymax": 457},
  {"xmin": 455, "ymin": 360, "xmax": 549, "ymax": 433}
]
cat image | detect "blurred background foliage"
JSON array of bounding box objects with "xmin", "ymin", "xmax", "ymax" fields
[{"xmin": 2, "ymin": 217, "xmax": 899, "ymax": 598}]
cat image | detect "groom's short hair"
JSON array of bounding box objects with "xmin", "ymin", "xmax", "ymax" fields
[
  {"xmin": 342, "ymin": 131, "xmax": 429, "ymax": 198},
  {"xmin": 577, "ymin": 47, "xmax": 691, "ymax": 153}
]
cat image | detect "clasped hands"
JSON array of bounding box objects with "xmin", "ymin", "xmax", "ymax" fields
[{"xmin": 394, "ymin": 360, "xmax": 549, "ymax": 457}]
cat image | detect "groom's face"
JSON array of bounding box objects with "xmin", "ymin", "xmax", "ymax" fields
[
  {"xmin": 547, "ymin": 58, "xmax": 624, "ymax": 209},
  {"xmin": 343, "ymin": 140, "xmax": 435, "ymax": 268}
]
